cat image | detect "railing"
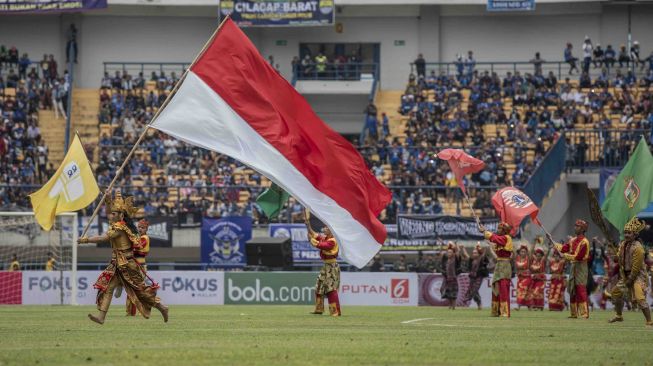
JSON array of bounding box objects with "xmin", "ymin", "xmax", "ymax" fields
[
  {"xmin": 2, "ymin": 184, "xmax": 504, "ymax": 224},
  {"xmin": 293, "ymin": 62, "xmax": 378, "ymax": 82},
  {"xmin": 103, "ymin": 62, "xmax": 191, "ymax": 79},
  {"xmin": 565, "ymin": 129, "xmax": 651, "ymax": 170},
  {"xmin": 411, "ymin": 61, "xmax": 651, "ymax": 80},
  {"xmin": 521, "ymin": 136, "xmax": 566, "ymax": 206}
]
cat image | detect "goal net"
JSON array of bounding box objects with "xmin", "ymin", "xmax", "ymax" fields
[{"xmin": 0, "ymin": 212, "xmax": 78, "ymax": 305}]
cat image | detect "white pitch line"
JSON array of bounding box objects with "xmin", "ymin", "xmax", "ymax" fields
[{"xmin": 401, "ymin": 318, "xmax": 436, "ymax": 324}]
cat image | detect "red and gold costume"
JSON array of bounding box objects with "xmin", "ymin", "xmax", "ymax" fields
[
  {"xmin": 608, "ymin": 217, "xmax": 652, "ymax": 326},
  {"xmin": 515, "ymin": 248, "xmax": 532, "ymax": 308},
  {"xmin": 127, "ymin": 219, "xmax": 151, "ymax": 316},
  {"xmin": 554, "ymin": 219, "xmax": 590, "ymax": 319},
  {"xmin": 548, "ymin": 253, "xmax": 566, "ymax": 311},
  {"xmin": 484, "ymin": 222, "xmax": 513, "ymax": 318},
  {"xmin": 85, "ymin": 192, "xmax": 165, "ymax": 324},
  {"xmin": 308, "ymin": 230, "xmax": 341, "ymax": 317},
  {"xmin": 528, "ymin": 248, "xmax": 546, "ymax": 309},
  {"xmin": 600, "ymin": 249, "xmax": 619, "ymax": 310}
]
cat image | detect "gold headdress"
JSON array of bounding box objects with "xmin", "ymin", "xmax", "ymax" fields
[
  {"xmin": 624, "ymin": 217, "xmax": 646, "ymax": 234},
  {"xmin": 104, "ymin": 190, "xmax": 139, "ymax": 217}
]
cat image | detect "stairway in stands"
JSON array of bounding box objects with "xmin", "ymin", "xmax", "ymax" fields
[
  {"xmin": 38, "ymin": 110, "xmax": 66, "ymax": 166},
  {"xmin": 37, "ymin": 89, "xmax": 99, "ymax": 167},
  {"xmin": 374, "ymin": 90, "xmax": 404, "ymax": 137},
  {"xmin": 70, "ymin": 89, "xmax": 100, "ymax": 162}
]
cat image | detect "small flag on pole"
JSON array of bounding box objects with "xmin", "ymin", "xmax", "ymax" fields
[
  {"xmin": 491, "ymin": 187, "xmax": 541, "ymax": 235},
  {"xmin": 29, "ymin": 134, "xmax": 99, "ymax": 230},
  {"xmin": 256, "ymin": 183, "xmax": 290, "ymax": 219},
  {"xmin": 436, "ymin": 148, "xmax": 485, "ymax": 194}
]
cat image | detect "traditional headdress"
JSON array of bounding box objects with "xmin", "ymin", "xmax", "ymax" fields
[
  {"xmin": 498, "ymin": 222, "xmax": 512, "ymax": 233},
  {"xmin": 534, "ymin": 247, "xmax": 545, "ymax": 256},
  {"xmin": 624, "ymin": 217, "xmax": 646, "ymax": 234},
  {"xmin": 574, "ymin": 219, "xmax": 588, "ymax": 231},
  {"xmin": 105, "ymin": 190, "xmax": 139, "ymax": 217},
  {"xmin": 519, "ymin": 244, "xmax": 528, "ymax": 252}
]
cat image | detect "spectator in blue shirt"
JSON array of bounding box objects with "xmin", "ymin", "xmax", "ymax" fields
[{"xmin": 564, "ymin": 42, "xmax": 579, "ymax": 74}]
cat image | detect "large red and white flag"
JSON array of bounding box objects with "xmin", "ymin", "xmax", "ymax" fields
[
  {"xmin": 151, "ymin": 18, "xmax": 391, "ymax": 268},
  {"xmin": 491, "ymin": 187, "xmax": 541, "ymax": 235},
  {"xmin": 436, "ymin": 149, "xmax": 485, "ymax": 194}
]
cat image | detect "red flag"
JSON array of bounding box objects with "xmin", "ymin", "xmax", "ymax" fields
[
  {"xmin": 491, "ymin": 187, "xmax": 541, "ymax": 235},
  {"xmin": 150, "ymin": 18, "xmax": 391, "ymax": 268},
  {"xmin": 436, "ymin": 149, "xmax": 485, "ymax": 194}
]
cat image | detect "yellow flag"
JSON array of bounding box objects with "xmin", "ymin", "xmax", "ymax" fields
[{"xmin": 29, "ymin": 134, "xmax": 100, "ymax": 231}]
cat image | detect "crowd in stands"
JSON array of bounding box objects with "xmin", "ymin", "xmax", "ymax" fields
[
  {"xmin": 97, "ymin": 69, "xmax": 266, "ymax": 221},
  {"xmin": 0, "ymin": 45, "xmax": 67, "ymax": 208},
  {"xmin": 98, "ymin": 38, "xmax": 653, "ymax": 222}
]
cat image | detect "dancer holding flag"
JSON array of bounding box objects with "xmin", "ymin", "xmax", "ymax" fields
[
  {"xmin": 305, "ymin": 210, "xmax": 341, "ymax": 317},
  {"xmin": 550, "ymin": 220, "xmax": 591, "ymax": 319},
  {"xmin": 478, "ymin": 221, "xmax": 513, "ymax": 317},
  {"xmin": 608, "ymin": 217, "xmax": 652, "ymax": 326},
  {"xmin": 79, "ymin": 190, "xmax": 168, "ymax": 325}
]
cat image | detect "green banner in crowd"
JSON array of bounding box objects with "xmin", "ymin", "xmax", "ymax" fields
[
  {"xmin": 224, "ymin": 272, "xmax": 315, "ymax": 305},
  {"xmin": 602, "ymin": 137, "xmax": 653, "ymax": 233}
]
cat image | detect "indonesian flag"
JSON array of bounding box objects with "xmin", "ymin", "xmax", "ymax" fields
[
  {"xmin": 436, "ymin": 149, "xmax": 485, "ymax": 194},
  {"xmin": 491, "ymin": 187, "xmax": 541, "ymax": 235},
  {"xmin": 150, "ymin": 18, "xmax": 391, "ymax": 268}
]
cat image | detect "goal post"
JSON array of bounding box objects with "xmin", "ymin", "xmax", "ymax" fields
[{"xmin": 0, "ymin": 212, "xmax": 79, "ymax": 305}]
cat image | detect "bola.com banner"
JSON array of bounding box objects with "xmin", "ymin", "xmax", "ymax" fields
[
  {"xmin": 224, "ymin": 272, "xmax": 418, "ymax": 306},
  {"xmin": 220, "ymin": 0, "xmax": 335, "ymax": 27},
  {"xmin": 21, "ymin": 271, "xmax": 225, "ymax": 305}
]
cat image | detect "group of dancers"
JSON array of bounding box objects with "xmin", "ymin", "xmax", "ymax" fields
[{"xmin": 478, "ymin": 217, "xmax": 653, "ymax": 326}]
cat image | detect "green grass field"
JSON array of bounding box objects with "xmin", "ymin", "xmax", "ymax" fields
[{"xmin": 0, "ymin": 305, "xmax": 651, "ymax": 366}]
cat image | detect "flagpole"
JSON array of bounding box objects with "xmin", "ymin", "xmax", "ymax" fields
[
  {"xmin": 80, "ymin": 16, "xmax": 231, "ymax": 239},
  {"xmin": 461, "ymin": 190, "xmax": 481, "ymax": 226}
]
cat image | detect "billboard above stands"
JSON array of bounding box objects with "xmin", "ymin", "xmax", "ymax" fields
[
  {"xmin": 220, "ymin": 0, "xmax": 335, "ymax": 27},
  {"xmin": 487, "ymin": 0, "xmax": 535, "ymax": 12},
  {"xmin": 0, "ymin": 0, "xmax": 107, "ymax": 13}
]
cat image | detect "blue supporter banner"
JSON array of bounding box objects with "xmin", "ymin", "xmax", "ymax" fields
[
  {"xmin": 487, "ymin": 0, "xmax": 535, "ymax": 12},
  {"xmin": 269, "ymin": 224, "xmax": 321, "ymax": 264},
  {"xmin": 220, "ymin": 0, "xmax": 335, "ymax": 27},
  {"xmin": 0, "ymin": 0, "xmax": 107, "ymax": 13},
  {"xmin": 201, "ymin": 217, "xmax": 252, "ymax": 268}
]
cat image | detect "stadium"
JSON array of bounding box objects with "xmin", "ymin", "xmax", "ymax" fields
[{"xmin": 1, "ymin": 0, "xmax": 653, "ymax": 365}]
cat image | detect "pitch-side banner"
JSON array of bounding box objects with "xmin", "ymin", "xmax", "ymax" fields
[
  {"xmin": 418, "ymin": 273, "xmax": 609, "ymax": 309},
  {"xmin": 0, "ymin": 0, "xmax": 107, "ymax": 13},
  {"xmin": 220, "ymin": 0, "xmax": 335, "ymax": 27},
  {"xmin": 397, "ymin": 215, "xmax": 499, "ymax": 240},
  {"xmin": 21, "ymin": 271, "xmax": 225, "ymax": 305}
]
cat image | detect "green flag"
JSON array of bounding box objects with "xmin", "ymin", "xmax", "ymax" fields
[
  {"xmin": 256, "ymin": 183, "xmax": 290, "ymax": 219},
  {"xmin": 601, "ymin": 137, "xmax": 653, "ymax": 233}
]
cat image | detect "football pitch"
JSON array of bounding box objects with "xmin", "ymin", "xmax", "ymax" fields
[{"xmin": 0, "ymin": 305, "xmax": 651, "ymax": 366}]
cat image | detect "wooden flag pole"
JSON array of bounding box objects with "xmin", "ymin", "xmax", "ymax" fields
[
  {"xmin": 80, "ymin": 16, "xmax": 231, "ymax": 239},
  {"xmin": 461, "ymin": 189, "xmax": 481, "ymax": 226}
]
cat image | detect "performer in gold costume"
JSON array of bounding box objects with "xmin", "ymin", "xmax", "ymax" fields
[
  {"xmin": 608, "ymin": 217, "xmax": 652, "ymax": 326},
  {"xmin": 305, "ymin": 210, "xmax": 341, "ymax": 317},
  {"xmin": 78, "ymin": 191, "xmax": 168, "ymax": 325},
  {"xmin": 126, "ymin": 218, "xmax": 152, "ymax": 316}
]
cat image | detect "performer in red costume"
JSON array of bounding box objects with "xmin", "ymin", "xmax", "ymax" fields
[
  {"xmin": 305, "ymin": 211, "xmax": 341, "ymax": 317},
  {"xmin": 550, "ymin": 219, "xmax": 591, "ymax": 319},
  {"xmin": 479, "ymin": 222, "xmax": 513, "ymax": 318}
]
